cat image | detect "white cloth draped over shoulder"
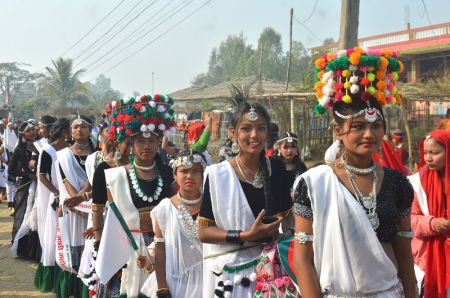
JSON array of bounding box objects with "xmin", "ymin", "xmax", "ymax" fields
[
  {"xmin": 105, "ymin": 166, "xmax": 149, "ymax": 298},
  {"xmin": 37, "ymin": 145, "xmax": 59, "ymax": 266},
  {"xmin": 147, "ymin": 198, "xmax": 203, "ymax": 297},
  {"xmin": 85, "ymin": 151, "xmax": 97, "ymax": 186},
  {"xmin": 299, "ymin": 165, "xmax": 400, "ymax": 296},
  {"xmin": 202, "ymin": 161, "xmax": 262, "ymax": 298},
  {"xmin": 55, "ymin": 147, "xmax": 88, "ymax": 247}
]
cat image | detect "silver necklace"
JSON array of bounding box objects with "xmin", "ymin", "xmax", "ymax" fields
[
  {"xmin": 342, "ymin": 155, "xmax": 376, "ymax": 176},
  {"xmin": 75, "ymin": 142, "xmax": 89, "ymax": 149},
  {"xmin": 133, "ymin": 160, "xmax": 156, "ymax": 171},
  {"xmin": 236, "ymin": 156, "xmax": 263, "ymax": 188},
  {"xmin": 94, "ymin": 151, "xmax": 113, "ymax": 168},
  {"xmin": 177, "ymin": 202, "xmax": 199, "ymax": 248},
  {"xmin": 177, "ymin": 192, "xmax": 202, "ymax": 206},
  {"xmin": 73, "ymin": 145, "xmax": 88, "ymax": 166},
  {"xmin": 345, "ymin": 168, "xmax": 379, "ymax": 230},
  {"xmin": 129, "ymin": 163, "xmax": 162, "ymax": 202}
]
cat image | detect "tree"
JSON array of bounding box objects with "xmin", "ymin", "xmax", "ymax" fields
[
  {"xmin": 38, "ymin": 57, "xmax": 90, "ymax": 109},
  {"xmin": 0, "ymin": 62, "xmax": 41, "ymax": 104}
]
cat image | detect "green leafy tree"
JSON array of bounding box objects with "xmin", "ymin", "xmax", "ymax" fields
[{"xmin": 38, "ymin": 57, "xmax": 90, "ymax": 109}]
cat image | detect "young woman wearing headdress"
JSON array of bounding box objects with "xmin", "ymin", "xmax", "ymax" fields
[
  {"xmin": 97, "ymin": 94, "xmax": 177, "ymax": 297},
  {"xmin": 9, "ymin": 120, "xmax": 39, "ymax": 259},
  {"xmin": 137, "ymin": 150, "xmax": 207, "ymax": 298},
  {"xmin": 34, "ymin": 118, "xmax": 71, "ymax": 293},
  {"xmin": 409, "ymin": 130, "xmax": 450, "ymax": 298},
  {"xmin": 273, "ymin": 132, "xmax": 307, "ymax": 185},
  {"xmin": 53, "ymin": 114, "xmax": 94, "ymax": 297},
  {"xmin": 293, "ymin": 48, "xmax": 416, "ymax": 297},
  {"xmin": 198, "ymin": 102, "xmax": 294, "ymax": 297}
]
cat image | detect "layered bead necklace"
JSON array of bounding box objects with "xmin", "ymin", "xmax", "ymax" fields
[
  {"xmin": 176, "ymin": 191, "xmax": 202, "ymax": 248},
  {"xmin": 236, "ymin": 156, "xmax": 263, "ymax": 189},
  {"xmin": 342, "ymin": 156, "xmax": 379, "ymax": 230},
  {"xmin": 94, "ymin": 151, "xmax": 113, "ymax": 168},
  {"xmin": 129, "ymin": 159, "xmax": 162, "ymax": 202}
]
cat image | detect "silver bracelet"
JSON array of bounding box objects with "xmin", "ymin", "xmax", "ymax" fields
[
  {"xmin": 154, "ymin": 237, "xmax": 165, "ymax": 243},
  {"xmin": 294, "ymin": 231, "xmax": 313, "ymax": 245}
]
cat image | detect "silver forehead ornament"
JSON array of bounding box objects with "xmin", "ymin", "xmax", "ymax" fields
[{"xmin": 247, "ymin": 105, "xmax": 258, "ymax": 122}]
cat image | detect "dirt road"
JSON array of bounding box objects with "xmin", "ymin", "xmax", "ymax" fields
[{"xmin": 0, "ymin": 201, "xmax": 54, "ymax": 297}]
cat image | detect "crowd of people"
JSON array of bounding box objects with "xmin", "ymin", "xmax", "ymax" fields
[{"xmin": 1, "ymin": 47, "xmax": 449, "ymax": 298}]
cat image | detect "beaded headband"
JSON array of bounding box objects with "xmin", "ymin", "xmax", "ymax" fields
[
  {"xmin": 18, "ymin": 121, "xmax": 35, "ymax": 134},
  {"xmin": 105, "ymin": 94, "xmax": 177, "ymax": 142},
  {"xmin": 169, "ymin": 153, "xmax": 206, "ymax": 171},
  {"xmin": 71, "ymin": 112, "xmax": 92, "ymax": 127},
  {"xmin": 275, "ymin": 132, "xmax": 298, "ymax": 145},
  {"xmin": 313, "ymin": 47, "xmax": 404, "ymax": 121}
]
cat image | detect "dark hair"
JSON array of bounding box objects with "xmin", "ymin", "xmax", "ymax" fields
[
  {"xmin": 40, "ymin": 115, "xmax": 57, "ymax": 126},
  {"xmin": 71, "ymin": 114, "xmax": 93, "ymax": 126},
  {"xmin": 275, "ymin": 132, "xmax": 306, "ymax": 174},
  {"xmin": 332, "ymin": 95, "xmax": 386, "ymax": 130},
  {"xmin": 49, "ymin": 118, "xmax": 70, "ymax": 143}
]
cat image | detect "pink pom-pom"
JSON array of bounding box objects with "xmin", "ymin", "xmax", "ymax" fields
[
  {"xmin": 337, "ymin": 50, "xmax": 347, "ymax": 57},
  {"xmin": 387, "ymin": 94, "xmax": 393, "ymax": 102},
  {"xmin": 335, "ymin": 92, "xmax": 344, "ymax": 101},
  {"xmin": 321, "ymin": 53, "xmax": 327, "ymax": 59},
  {"xmin": 346, "ymin": 48, "xmax": 355, "ymax": 55},
  {"xmin": 335, "ymin": 82, "xmax": 344, "ymax": 90},
  {"xmin": 359, "ymin": 66, "xmax": 368, "ymax": 73},
  {"xmin": 387, "ymin": 83, "xmax": 394, "ymax": 90},
  {"xmin": 387, "ymin": 73, "xmax": 393, "ymax": 80},
  {"xmin": 335, "ymin": 70, "xmax": 342, "ymax": 77},
  {"xmin": 325, "ymin": 101, "xmax": 334, "ymax": 109}
]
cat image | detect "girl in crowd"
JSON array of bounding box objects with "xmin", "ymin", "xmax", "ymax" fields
[
  {"xmin": 410, "ymin": 130, "xmax": 450, "ymax": 298},
  {"xmin": 10, "ymin": 120, "xmax": 39, "ymax": 260},
  {"xmin": 218, "ymin": 117, "xmax": 237, "ymax": 163},
  {"xmin": 293, "ymin": 48, "xmax": 416, "ymax": 297},
  {"xmin": 198, "ymin": 102, "xmax": 293, "ymax": 297},
  {"xmin": 140, "ymin": 150, "xmax": 206, "ymax": 298},
  {"xmin": 101, "ymin": 94, "xmax": 177, "ymax": 297},
  {"xmin": 55, "ymin": 114, "xmax": 94, "ymax": 297},
  {"xmin": 273, "ymin": 132, "xmax": 307, "ymax": 185},
  {"xmin": 35, "ymin": 118, "xmax": 71, "ymax": 292}
]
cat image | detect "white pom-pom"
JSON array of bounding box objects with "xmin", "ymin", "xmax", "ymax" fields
[
  {"xmin": 350, "ymin": 84, "xmax": 359, "ymax": 94},
  {"xmin": 116, "ymin": 127, "xmax": 120, "ymax": 133},
  {"xmin": 123, "ymin": 97, "xmax": 131, "ymax": 104},
  {"xmin": 224, "ymin": 292, "xmax": 232, "ymax": 298},
  {"xmin": 158, "ymin": 124, "xmax": 166, "ymax": 131},
  {"xmin": 349, "ymin": 76, "xmax": 359, "ymax": 84},
  {"xmin": 148, "ymin": 123, "xmax": 155, "ymax": 131},
  {"xmin": 249, "ymin": 272, "xmax": 257, "ymax": 282},
  {"xmin": 135, "ymin": 97, "xmax": 141, "ymax": 103},
  {"xmin": 164, "ymin": 112, "xmax": 171, "ymax": 118},
  {"xmin": 224, "ymin": 280, "xmax": 233, "ymax": 286},
  {"xmin": 349, "ymin": 64, "xmax": 358, "ymax": 71},
  {"xmin": 337, "ymin": 50, "xmax": 347, "ymax": 57},
  {"xmin": 112, "ymin": 100, "xmax": 118, "ymax": 107},
  {"xmin": 322, "ymin": 84, "xmax": 330, "ymax": 94},
  {"xmin": 320, "ymin": 95, "xmax": 330, "ymax": 106},
  {"xmin": 326, "ymin": 88, "xmax": 335, "ymax": 96},
  {"xmin": 140, "ymin": 124, "xmax": 147, "ymax": 132},
  {"xmin": 233, "ymin": 274, "xmax": 242, "ymax": 285},
  {"xmin": 327, "ymin": 79, "xmax": 336, "ymax": 87},
  {"xmin": 157, "ymin": 105, "xmax": 166, "ymax": 112},
  {"xmin": 149, "ymin": 100, "xmax": 156, "ymax": 108},
  {"xmin": 384, "ymin": 89, "xmax": 390, "ymax": 97},
  {"xmin": 139, "ymin": 106, "xmax": 147, "ymax": 113},
  {"xmin": 170, "ymin": 126, "xmax": 177, "ymax": 134},
  {"xmin": 89, "ymin": 285, "xmax": 94, "ymax": 290}
]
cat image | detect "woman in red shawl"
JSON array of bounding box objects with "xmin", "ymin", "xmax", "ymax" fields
[{"xmin": 409, "ymin": 130, "xmax": 450, "ymax": 298}]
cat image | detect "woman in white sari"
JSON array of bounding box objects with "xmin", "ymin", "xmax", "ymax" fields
[
  {"xmin": 293, "ymin": 48, "xmax": 416, "ymax": 297},
  {"xmin": 34, "ymin": 118, "xmax": 71, "ymax": 293}
]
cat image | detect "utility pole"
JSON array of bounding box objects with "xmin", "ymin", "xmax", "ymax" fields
[
  {"xmin": 285, "ymin": 8, "xmax": 295, "ymax": 133},
  {"xmin": 338, "ymin": 0, "xmax": 360, "ymax": 50}
]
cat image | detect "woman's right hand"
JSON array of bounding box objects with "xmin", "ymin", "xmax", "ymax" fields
[
  {"xmin": 241, "ymin": 210, "xmax": 282, "ymax": 242},
  {"xmin": 432, "ymin": 218, "xmax": 450, "ymax": 234}
]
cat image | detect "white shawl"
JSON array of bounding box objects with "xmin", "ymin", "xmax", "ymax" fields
[
  {"xmin": 407, "ymin": 173, "xmax": 429, "ymax": 215},
  {"xmin": 301, "ymin": 165, "xmax": 398, "ymax": 295}
]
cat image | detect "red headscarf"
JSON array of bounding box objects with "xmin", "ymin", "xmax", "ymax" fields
[
  {"xmin": 372, "ymin": 139, "xmax": 408, "ymax": 176},
  {"xmin": 187, "ymin": 123, "xmax": 204, "ymax": 146},
  {"xmin": 419, "ymin": 130, "xmax": 450, "ymax": 298}
]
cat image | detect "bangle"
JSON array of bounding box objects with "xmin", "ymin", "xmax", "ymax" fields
[
  {"xmin": 226, "ymin": 230, "xmax": 243, "ymax": 245},
  {"xmin": 397, "ymin": 230, "xmax": 413, "ymax": 238},
  {"xmin": 154, "ymin": 237, "xmax": 165, "ymax": 243}
]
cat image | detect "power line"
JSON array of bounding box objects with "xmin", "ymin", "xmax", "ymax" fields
[
  {"xmin": 297, "ymin": 0, "xmax": 319, "ymax": 24},
  {"xmin": 82, "ymin": 0, "xmax": 193, "ymax": 72},
  {"xmin": 72, "ymin": 0, "xmax": 147, "ymax": 62},
  {"xmin": 87, "ymin": 0, "xmax": 212, "ymax": 79},
  {"xmin": 60, "ymin": 0, "xmax": 127, "ymax": 57},
  {"xmin": 293, "ymin": 15, "xmax": 323, "ymax": 44},
  {"xmin": 74, "ymin": 0, "xmax": 158, "ymax": 68}
]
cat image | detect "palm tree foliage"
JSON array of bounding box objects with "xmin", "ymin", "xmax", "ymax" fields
[{"xmin": 38, "ymin": 57, "xmax": 90, "ymax": 108}]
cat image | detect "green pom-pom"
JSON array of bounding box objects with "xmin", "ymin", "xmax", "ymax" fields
[
  {"xmin": 117, "ymin": 135, "xmax": 123, "ymax": 143},
  {"xmin": 368, "ymin": 86, "xmax": 376, "ymax": 95},
  {"xmin": 156, "ymin": 112, "xmax": 164, "ymax": 119},
  {"xmin": 129, "ymin": 97, "xmax": 135, "ymax": 104},
  {"xmin": 326, "ymin": 56, "xmax": 349, "ymax": 72},
  {"xmin": 387, "ymin": 57, "xmax": 400, "ymax": 72},
  {"xmin": 159, "ymin": 95, "xmax": 167, "ymax": 102},
  {"xmin": 313, "ymin": 67, "xmax": 321, "ymax": 75},
  {"xmin": 164, "ymin": 118, "xmax": 172, "ymax": 125},
  {"xmin": 141, "ymin": 111, "xmax": 150, "ymax": 119},
  {"xmin": 168, "ymin": 96, "xmax": 174, "ymax": 105},
  {"xmin": 119, "ymin": 99, "xmax": 124, "ymax": 106},
  {"xmin": 167, "ymin": 108, "xmax": 175, "ymax": 115},
  {"xmin": 392, "ymin": 72, "xmax": 399, "ymax": 81},
  {"xmin": 359, "ymin": 55, "xmax": 380, "ymax": 69},
  {"xmin": 314, "ymin": 104, "xmax": 326, "ymax": 115},
  {"xmin": 367, "ymin": 73, "xmax": 376, "ymax": 82}
]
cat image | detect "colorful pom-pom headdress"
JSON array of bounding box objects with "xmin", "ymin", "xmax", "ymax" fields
[
  {"xmin": 105, "ymin": 94, "xmax": 177, "ymax": 143},
  {"xmin": 314, "ymin": 47, "xmax": 404, "ymax": 122}
]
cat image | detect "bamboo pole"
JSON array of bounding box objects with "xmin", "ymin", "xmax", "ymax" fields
[{"xmin": 401, "ymin": 96, "xmax": 414, "ymax": 171}]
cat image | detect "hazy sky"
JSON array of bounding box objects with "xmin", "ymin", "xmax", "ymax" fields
[{"xmin": 2, "ymin": 0, "xmax": 448, "ymax": 96}]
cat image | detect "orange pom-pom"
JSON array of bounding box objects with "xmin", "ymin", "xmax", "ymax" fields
[
  {"xmin": 314, "ymin": 81, "xmax": 324, "ymax": 92},
  {"xmin": 315, "ymin": 58, "xmax": 326, "ymax": 69},
  {"xmin": 395, "ymin": 94, "xmax": 401, "ymax": 104},
  {"xmin": 381, "ymin": 50, "xmax": 393, "ymax": 57},
  {"xmin": 379, "ymin": 57, "xmax": 389, "ymax": 69},
  {"xmin": 349, "ymin": 53, "xmax": 361, "ymax": 65},
  {"xmin": 326, "ymin": 52, "xmax": 334, "ymax": 62},
  {"xmin": 353, "ymin": 47, "xmax": 364, "ymax": 54},
  {"xmin": 376, "ymin": 81, "xmax": 387, "ymax": 90},
  {"xmin": 376, "ymin": 91, "xmax": 386, "ymax": 102},
  {"xmin": 315, "ymin": 91, "xmax": 323, "ymax": 99},
  {"xmin": 398, "ymin": 61, "xmax": 404, "ymax": 73},
  {"xmin": 376, "ymin": 70, "xmax": 385, "ymax": 80},
  {"xmin": 317, "ymin": 70, "xmax": 324, "ymax": 79}
]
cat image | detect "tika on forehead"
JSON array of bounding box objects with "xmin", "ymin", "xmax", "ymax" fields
[{"xmin": 313, "ymin": 47, "xmax": 404, "ymax": 122}]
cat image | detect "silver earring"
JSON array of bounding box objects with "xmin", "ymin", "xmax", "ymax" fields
[
  {"xmin": 114, "ymin": 150, "xmax": 121, "ymax": 161},
  {"xmin": 231, "ymin": 141, "xmax": 240, "ymax": 154}
]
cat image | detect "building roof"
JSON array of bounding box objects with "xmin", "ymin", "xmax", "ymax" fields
[{"xmin": 169, "ymin": 76, "xmax": 296, "ymax": 101}]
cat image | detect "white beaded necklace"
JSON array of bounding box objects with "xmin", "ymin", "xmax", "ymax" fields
[
  {"xmin": 129, "ymin": 163, "xmax": 162, "ymax": 202},
  {"xmin": 133, "ymin": 160, "xmax": 156, "ymax": 171},
  {"xmin": 177, "ymin": 191, "xmax": 202, "ymax": 206}
]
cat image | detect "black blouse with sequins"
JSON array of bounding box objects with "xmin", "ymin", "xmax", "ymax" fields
[{"xmin": 293, "ymin": 167, "xmax": 414, "ymax": 243}]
